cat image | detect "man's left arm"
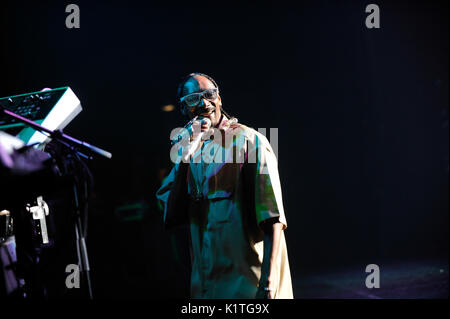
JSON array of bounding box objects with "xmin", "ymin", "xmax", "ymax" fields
[
  {"xmin": 257, "ymin": 218, "xmax": 284, "ymax": 299},
  {"xmin": 248, "ymin": 131, "xmax": 288, "ymax": 299}
]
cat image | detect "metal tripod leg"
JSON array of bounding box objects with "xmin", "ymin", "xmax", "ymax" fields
[{"xmin": 73, "ymin": 184, "xmax": 93, "ymax": 299}]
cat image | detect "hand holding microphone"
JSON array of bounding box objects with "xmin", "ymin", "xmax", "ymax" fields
[
  {"xmin": 171, "ymin": 116, "xmax": 211, "ymax": 145},
  {"xmin": 185, "ymin": 117, "xmax": 212, "ymax": 160},
  {"xmin": 170, "ymin": 116, "xmax": 212, "ymax": 163},
  {"xmin": 190, "ymin": 117, "xmax": 212, "ymax": 141}
]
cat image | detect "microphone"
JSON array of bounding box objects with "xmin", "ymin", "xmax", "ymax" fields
[
  {"xmin": 171, "ymin": 117, "xmax": 212, "ymax": 163},
  {"xmin": 171, "ymin": 116, "xmax": 211, "ymax": 145}
]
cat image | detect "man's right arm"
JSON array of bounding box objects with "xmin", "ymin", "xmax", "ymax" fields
[
  {"xmin": 156, "ymin": 164, "xmax": 178, "ymax": 221},
  {"xmin": 156, "ymin": 162, "xmax": 190, "ymax": 228}
]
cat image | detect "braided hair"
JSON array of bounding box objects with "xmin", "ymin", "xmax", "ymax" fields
[{"xmin": 176, "ymin": 72, "xmax": 234, "ymax": 120}]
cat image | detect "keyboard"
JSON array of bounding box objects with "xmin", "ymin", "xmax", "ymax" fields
[{"xmin": 0, "ymin": 87, "xmax": 82, "ymax": 145}]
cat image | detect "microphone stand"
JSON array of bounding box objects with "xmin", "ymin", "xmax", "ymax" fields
[
  {"xmin": 1, "ymin": 105, "xmax": 112, "ymax": 299},
  {"xmin": 0, "ymin": 106, "xmax": 112, "ymax": 159}
]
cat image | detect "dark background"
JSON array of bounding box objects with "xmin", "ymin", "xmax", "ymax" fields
[{"xmin": 0, "ymin": 0, "xmax": 448, "ymax": 298}]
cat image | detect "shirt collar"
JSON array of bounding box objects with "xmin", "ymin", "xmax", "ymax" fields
[{"xmin": 217, "ymin": 114, "xmax": 230, "ymax": 131}]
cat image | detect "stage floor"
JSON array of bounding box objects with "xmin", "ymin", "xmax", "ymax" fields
[{"xmin": 292, "ymin": 259, "xmax": 449, "ymax": 299}]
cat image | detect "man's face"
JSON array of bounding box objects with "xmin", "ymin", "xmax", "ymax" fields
[{"xmin": 181, "ymin": 75, "xmax": 222, "ymax": 127}]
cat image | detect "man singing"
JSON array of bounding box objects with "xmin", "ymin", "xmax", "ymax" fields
[{"xmin": 156, "ymin": 73, "xmax": 293, "ymax": 299}]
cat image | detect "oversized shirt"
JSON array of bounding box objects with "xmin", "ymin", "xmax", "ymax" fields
[{"xmin": 156, "ymin": 118, "xmax": 293, "ymax": 299}]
